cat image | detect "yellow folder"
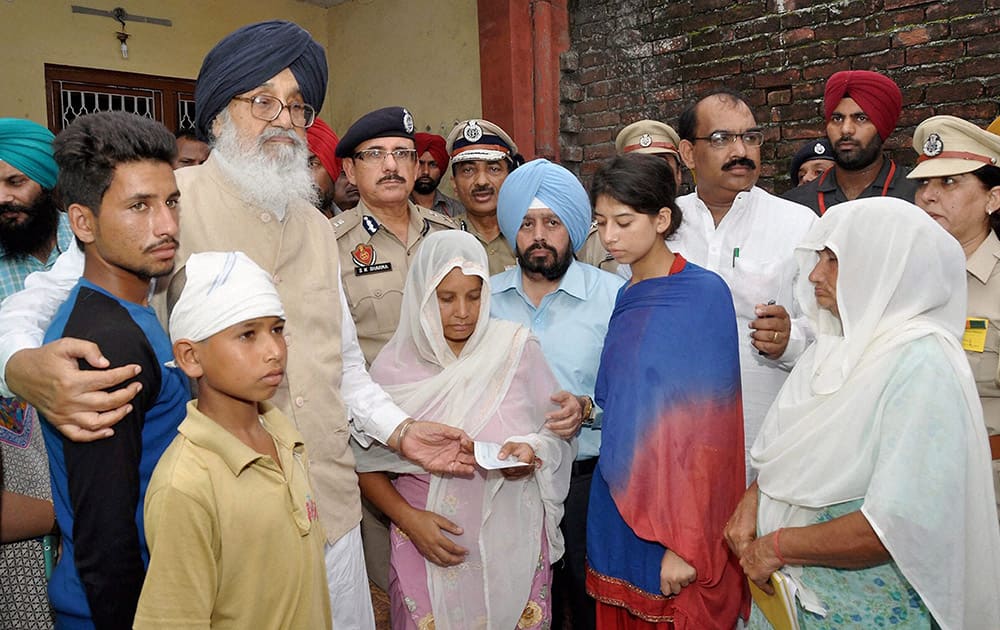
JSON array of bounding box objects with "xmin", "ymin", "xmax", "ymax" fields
[{"xmin": 748, "ymin": 571, "xmax": 799, "ymax": 630}]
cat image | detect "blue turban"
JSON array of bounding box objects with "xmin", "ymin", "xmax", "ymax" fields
[
  {"xmin": 497, "ymin": 159, "xmax": 591, "ymax": 252},
  {"xmin": 0, "ymin": 119, "xmax": 57, "ymax": 189},
  {"xmin": 194, "ymin": 20, "xmax": 327, "ymax": 142}
]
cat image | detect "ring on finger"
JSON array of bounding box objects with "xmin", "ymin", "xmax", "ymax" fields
[{"xmin": 772, "ymin": 331, "xmax": 779, "ymax": 343}]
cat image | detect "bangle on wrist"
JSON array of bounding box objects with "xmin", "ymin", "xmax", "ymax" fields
[
  {"xmin": 773, "ymin": 528, "xmax": 787, "ymax": 566},
  {"xmin": 394, "ymin": 419, "xmax": 416, "ymax": 452},
  {"xmin": 580, "ymin": 395, "xmax": 594, "ymax": 425}
]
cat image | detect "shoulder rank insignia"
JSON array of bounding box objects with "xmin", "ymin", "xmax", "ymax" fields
[{"xmin": 361, "ymin": 215, "xmax": 380, "ymax": 235}]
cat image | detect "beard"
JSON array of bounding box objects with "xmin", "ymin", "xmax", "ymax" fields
[
  {"xmin": 833, "ymin": 133, "xmax": 883, "ymax": 170},
  {"xmin": 413, "ymin": 175, "xmax": 440, "ymax": 195},
  {"xmin": 210, "ymin": 110, "xmax": 318, "ymax": 216},
  {"xmin": 0, "ymin": 189, "xmax": 60, "ymax": 259},
  {"xmin": 516, "ymin": 242, "xmax": 574, "ymax": 281}
]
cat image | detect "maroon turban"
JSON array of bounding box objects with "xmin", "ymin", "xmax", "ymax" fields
[
  {"xmin": 824, "ymin": 71, "xmax": 902, "ymax": 141},
  {"xmin": 414, "ymin": 133, "xmax": 449, "ymax": 171},
  {"xmin": 307, "ymin": 117, "xmax": 341, "ymax": 181}
]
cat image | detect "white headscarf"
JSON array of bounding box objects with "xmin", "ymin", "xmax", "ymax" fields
[
  {"xmin": 355, "ymin": 230, "xmax": 572, "ymax": 630},
  {"xmin": 168, "ymin": 251, "xmax": 284, "ymax": 343},
  {"xmin": 751, "ymin": 198, "xmax": 1000, "ymax": 629}
]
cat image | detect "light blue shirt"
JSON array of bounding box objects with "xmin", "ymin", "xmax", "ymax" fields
[{"xmin": 491, "ymin": 260, "xmax": 624, "ymax": 460}]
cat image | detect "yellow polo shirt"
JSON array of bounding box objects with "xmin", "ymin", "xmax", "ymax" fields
[{"xmin": 135, "ymin": 401, "xmax": 330, "ymax": 630}]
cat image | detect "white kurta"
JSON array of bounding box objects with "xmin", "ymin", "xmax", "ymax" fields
[{"xmin": 667, "ymin": 187, "xmax": 816, "ymax": 480}]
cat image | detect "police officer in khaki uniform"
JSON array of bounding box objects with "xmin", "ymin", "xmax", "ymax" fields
[
  {"xmin": 333, "ymin": 106, "xmax": 456, "ymax": 366},
  {"xmin": 908, "ymin": 114, "xmax": 1000, "ymax": 521},
  {"xmin": 333, "ymin": 106, "xmax": 455, "ymax": 596},
  {"xmin": 577, "ymin": 120, "xmax": 684, "ymax": 274},
  {"xmin": 445, "ymin": 119, "xmax": 520, "ymax": 276}
]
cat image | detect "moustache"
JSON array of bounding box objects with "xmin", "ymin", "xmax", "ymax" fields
[
  {"xmin": 525, "ymin": 242, "xmax": 557, "ymax": 256},
  {"xmin": 722, "ymin": 157, "xmax": 757, "ymax": 171},
  {"xmin": 257, "ymin": 128, "xmax": 305, "ymax": 148},
  {"xmin": 471, "ymin": 186, "xmax": 495, "ymax": 195},
  {"xmin": 144, "ymin": 237, "xmax": 179, "ymax": 253},
  {"xmin": 415, "ymin": 176, "xmax": 436, "ymax": 184},
  {"xmin": 0, "ymin": 202, "xmax": 30, "ymax": 216},
  {"xmin": 377, "ymin": 175, "xmax": 407, "ymax": 185}
]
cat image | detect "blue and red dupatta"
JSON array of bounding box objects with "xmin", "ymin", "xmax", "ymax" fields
[{"xmin": 586, "ymin": 256, "xmax": 749, "ymax": 628}]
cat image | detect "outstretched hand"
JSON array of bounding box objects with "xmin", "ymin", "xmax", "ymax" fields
[
  {"xmin": 7, "ymin": 339, "xmax": 141, "ymax": 442},
  {"xmin": 399, "ymin": 420, "xmax": 476, "ymax": 476}
]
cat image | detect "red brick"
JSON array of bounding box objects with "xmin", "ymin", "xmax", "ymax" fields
[
  {"xmin": 752, "ymin": 68, "xmax": 801, "ymax": 88},
  {"xmin": 926, "ymin": 0, "xmax": 988, "ymax": 21},
  {"xmin": 951, "ymin": 14, "xmax": 1000, "ymax": 37},
  {"xmin": 779, "ymin": 7, "xmax": 829, "ymax": 29},
  {"xmin": 814, "ymin": 19, "xmax": 865, "ymax": 42},
  {"xmin": 583, "ymin": 143, "xmax": 616, "ymax": 161},
  {"xmin": 580, "ymin": 111, "xmax": 620, "ymax": 128},
  {"xmin": 578, "ymin": 129, "xmax": 614, "ymax": 145},
  {"xmin": 577, "ymin": 66, "xmax": 608, "ymax": 85},
  {"xmin": 838, "ymin": 36, "xmax": 891, "ymax": 57},
  {"xmin": 652, "ymin": 35, "xmax": 689, "ymax": 55},
  {"xmin": 787, "ymin": 42, "xmax": 837, "ymax": 66},
  {"xmin": 905, "ymin": 41, "xmax": 965, "ymax": 65},
  {"xmin": 802, "ymin": 59, "xmax": 851, "ymax": 81},
  {"xmin": 891, "ymin": 22, "xmax": 949, "ymax": 46},
  {"xmin": 854, "ymin": 48, "xmax": 906, "ymax": 70},
  {"xmin": 574, "ymin": 97, "xmax": 609, "ymax": 114},
  {"xmin": 896, "ymin": 66, "xmax": 951, "ymax": 87},
  {"xmin": 955, "ymin": 55, "xmax": 1000, "ymax": 79},
  {"xmin": 925, "ymin": 81, "xmax": 985, "ymax": 104},
  {"xmin": 779, "ymin": 27, "xmax": 815, "ymax": 47},
  {"xmin": 884, "ymin": 0, "xmax": 933, "ymax": 8},
  {"xmin": 767, "ymin": 89, "xmax": 792, "ymax": 105},
  {"xmin": 585, "ymin": 80, "xmax": 619, "ymax": 98}
]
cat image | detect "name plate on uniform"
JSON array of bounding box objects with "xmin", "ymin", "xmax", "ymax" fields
[
  {"xmin": 963, "ymin": 317, "xmax": 989, "ymax": 353},
  {"xmin": 355, "ymin": 262, "xmax": 392, "ymax": 276}
]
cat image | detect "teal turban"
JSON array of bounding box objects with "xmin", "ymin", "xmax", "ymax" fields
[
  {"xmin": 0, "ymin": 118, "xmax": 57, "ymax": 189},
  {"xmin": 497, "ymin": 159, "xmax": 591, "ymax": 251}
]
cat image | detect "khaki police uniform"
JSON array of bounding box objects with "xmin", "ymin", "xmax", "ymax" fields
[
  {"xmin": 908, "ymin": 114, "xmax": 1000, "ymax": 521},
  {"xmin": 576, "ymin": 224, "xmax": 620, "ymax": 274},
  {"xmin": 332, "ymin": 200, "xmax": 456, "ymax": 365},
  {"xmin": 455, "ymin": 213, "xmax": 516, "ymax": 276},
  {"xmin": 966, "ymin": 231, "xmax": 1000, "ymax": 520}
]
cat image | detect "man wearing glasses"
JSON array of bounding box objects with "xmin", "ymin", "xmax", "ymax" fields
[
  {"xmin": 672, "ymin": 90, "xmax": 816, "ymax": 483},
  {"xmin": 0, "ymin": 22, "xmax": 475, "ymax": 630},
  {"xmin": 332, "ymin": 107, "xmax": 457, "ymax": 366},
  {"xmin": 331, "ymin": 107, "xmax": 456, "ymax": 596}
]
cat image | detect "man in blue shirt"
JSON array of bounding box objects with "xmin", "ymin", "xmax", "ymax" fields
[
  {"xmin": 41, "ymin": 111, "xmax": 188, "ymax": 630},
  {"xmin": 492, "ymin": 159, "xmax": 623, "ymax": 630}
]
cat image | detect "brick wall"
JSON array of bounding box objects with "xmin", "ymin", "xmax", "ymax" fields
[{"xmin": 559, "ymin": 0, "xmax": 1000, "ymax": 194}]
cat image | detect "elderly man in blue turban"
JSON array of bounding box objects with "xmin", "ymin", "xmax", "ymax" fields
[
  {"xmin": 0, "ymin": 21, "xmax": 475, "ymax": 630},
  {"xmin": 493, "ymin": 158, "xmax": 624, "ymax": 630}
]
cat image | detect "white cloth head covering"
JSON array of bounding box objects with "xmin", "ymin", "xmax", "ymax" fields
[
  {"xmin": 168, "ymin": 251, "xmax": 285, "ymax": 343},
  {"xmin": 751, "ymin": 198, "xmax": 1000, "ymax": 628},
  {"xmin": 354, "ymin": 230, "xmax": 572, "ymax": 630}
]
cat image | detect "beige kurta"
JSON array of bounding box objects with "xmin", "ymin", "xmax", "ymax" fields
[
  {"xmin": 965, "ymin": 230, "xmax": 1000, "ymax": 517},
  {"xmin": 332, "ymin": 200, "xmax": 455, "ymax": 365},
  {"xmin": 164, "ymin": 155, "xmax": 358, "ymax": 543}
]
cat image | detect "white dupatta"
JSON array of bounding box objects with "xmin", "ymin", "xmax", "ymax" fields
[
  {"xmin": 354, "ymin": 231, "xmax": 571, "ymax": 630},
  {"xmin": 751, "ymin": 199, "xmax": 1000, "ymax": 629}
]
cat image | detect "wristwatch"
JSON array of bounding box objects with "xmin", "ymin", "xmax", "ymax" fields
[{"xmin": 580, "ymin": 395, "xmax": 595, "ymax": 427}]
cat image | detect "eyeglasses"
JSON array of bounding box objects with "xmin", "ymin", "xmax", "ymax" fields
[
  {"xmin": 232, "ymin": 94, "xmax": 316, "ymax": 128},
  {"xmin": 693, "ymin": 130, "xmax": 765, "ymax": 149},
  {"xmin": 352, "ymin": 149, "xmax": 418, "ymax": 163}
]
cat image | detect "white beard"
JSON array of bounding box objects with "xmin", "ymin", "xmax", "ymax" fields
[{"xmin": 210, "ymin": 110, "xmax": 318, "ymax": 220}]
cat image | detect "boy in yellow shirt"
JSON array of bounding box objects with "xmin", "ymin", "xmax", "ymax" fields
[{"xmin": 134, "ymin": 251, "xmax": 330, "ymax": 629}]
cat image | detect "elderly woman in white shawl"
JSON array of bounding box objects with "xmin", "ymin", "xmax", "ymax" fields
[
  {"xmin": 724, "ymin": 198, "xmax": 1000, "ymax": 629},
  {"xmin": 353, "ymin": 230, "xmax": 572, "ymax": 630}
]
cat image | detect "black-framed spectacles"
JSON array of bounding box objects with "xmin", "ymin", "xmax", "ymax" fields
[
  {"xmin": 232, "ymin": 94, "xmax": 316, "ymax": 128},
  {"xmin": 693, "ymin": 130, "xmax": 765, "ymax": 148},
  {"xmin": 353, "ymin": 149, "xmax": 419, "ymax": 163}
]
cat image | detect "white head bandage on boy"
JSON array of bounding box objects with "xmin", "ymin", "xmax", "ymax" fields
[{"xmin": 168, "ymin": 251, "xmax": 285, "ymax": 343}]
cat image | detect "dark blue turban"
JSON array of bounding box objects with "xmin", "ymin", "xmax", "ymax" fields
[{"xmin": 194, "ymin": 20, "xmax": 328, "ymax": 142}]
